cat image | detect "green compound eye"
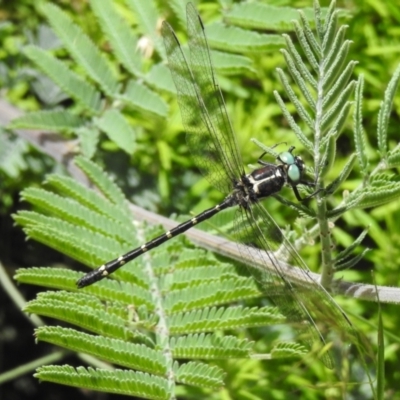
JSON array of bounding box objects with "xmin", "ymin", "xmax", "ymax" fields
[
  {"xmin": 279, "ymin": 151, "xmax": 295, "ymax": 165},
  {"xmin": 288, "ymin": 164, "xmax": 301, "ymax": 183}
]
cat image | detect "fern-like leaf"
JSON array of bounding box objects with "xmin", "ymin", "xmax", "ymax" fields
[
  {"xmin": 169, "ymin": 306, "xmax": 284, "ymax": 334},
  {"xmin": 377, "ymin": 62, "xmax": 400, "ymax": 157},
  {"xmin": 270, "ymin": 342, "xmax": 308, "ymax": 360},
  {"xmin": 119, "ymin": 80, "xmax": 168, "ymax": 117},
  {"xmin": 226, "ymin": 3, "xmax": 315, "ymax": 31},
  {"xmin": 39, "ymin": 3, "xmax": 119, "ymax": 96},
  {"xmin": 74, "ymin": 156, "xmax": 129, "ymax": 207},
  {"xmin": 206, "ymin": 23, "xmax": 284, "ymax": 53},
  {"xmin": 9, "ymin": 110, "xmax": 82, "ymax": 131},
  {"xmin": 36, "ymin": 326, "xmax": 167, "ymax": 374},
  {"xmin": 89, "ymin": 0, "xmax": 142, "ymax": 76},
  {"xmin": 35, "ymin": 366, "xmax": 170, "ymax": 400},
  {"xmin": 94, "ymin": 109, "xmax": 137, "ymax": 153},
  {"xmin": 171, "ymin": 333, "xmax": 253, "ymax": 359},
  {"xmin": 24, "ymin": 45, "xmax": 101, "ymax": 113},
  {"xmin": 175, "ymin": 361, "xmax": 225, "ymax": 389}
]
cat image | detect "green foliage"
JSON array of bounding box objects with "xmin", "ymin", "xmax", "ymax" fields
[
  {"xmin": 90, "ymin": 0, "xmax": 143, "ymax": 76},
  {"xmin": 1, "ymin": 0, "xmax": 295, "ymax": 208},
  {"xmin": 10, "ymin": 109, "xmax": 83, "ymax": 130},
  {"xmin": 272, "ymin": 0, "xmax": 400, "ymax": 295},
  {"xmin": 7, "ymin": 0, "xmax": 167, "ymax": 156},
  {"xmin": 22, "ymin": 44, "xmax": 102, "ymax": 113},
  {"xmin": 41, "ymin": 3, "xmax": 119, "ymax": 96},
  {"xmin": 16, "ymin": 156, "xmax": 312, "ymax": 397},
  {"xmin": 35, "ymin": 365, "xmax": 170, "ymax": 399},
  {"xmin": 224, "ymin": 3, "xmax": 317, "ymax": 31},
  {"xmin": 3, "ymin": 0, "xmax": 400, "ymax": 398},
  {"xmin": 94, "ymin": 109, "xmax": 137, "ymax": 153},
  {"xmin": 4, "ymin": 0, "xmax": 287, "ymax": 165},
  {"xmin": 205, "ymin": 23, "xmax": 284, "ymax": 53}
]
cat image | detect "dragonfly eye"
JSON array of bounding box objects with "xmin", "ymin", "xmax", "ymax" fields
[
  {"xmin": 288, "ymin": 164, "xmax": 301, "ymax": 183},
  {"xmin": 278, "ymin": 151, "xmax": 295, "ymax": 165}
]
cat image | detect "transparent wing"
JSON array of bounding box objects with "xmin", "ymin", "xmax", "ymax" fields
[
  {"xmin": 186, "ymin": 4, "xmax": 244, "ymax": 188},
  {"xmin": 234, "ymin": 202, "xmax": 362, "ymax": 368},
  {"xmin": 161, "ymin": 4, "xmax": 244, "ymax": 194},
  {"xmin": 163, "ymin": 4, "xmax": 366, "ymax": 367}
]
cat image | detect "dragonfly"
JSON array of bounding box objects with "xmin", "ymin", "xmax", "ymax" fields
[{"xmin": 77, "ymin": 3, "xmax": 358, "ymax": 367}]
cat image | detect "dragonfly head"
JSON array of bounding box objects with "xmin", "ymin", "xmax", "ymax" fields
[{"xmin": 277, "ymin": 147, "xmax": 305, "ymax": 186}]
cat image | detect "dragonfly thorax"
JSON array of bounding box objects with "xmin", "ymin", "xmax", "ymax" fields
[
  {"xmin": 247, "ymin": 165, "xmax": 286, "ymax": 200},
  {"xmin": 234, "ymin": 148, "xmax": 308, "ymax": 205}
]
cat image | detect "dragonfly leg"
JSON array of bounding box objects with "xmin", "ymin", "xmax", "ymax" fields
[
  {"xmin": 257, "ymin": 142, "xmax": 289, "ymax": 165},
  {"xmin": 294, "ymin": 182, "xmax": 324, "ymax": 202}
]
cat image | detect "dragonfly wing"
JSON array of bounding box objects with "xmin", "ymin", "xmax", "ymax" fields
[
  {"xmin": 161, "ymin": 20, "xmax": 233, "ymax": 193},
  {"xmin": 185, "ymin": 4, "xmax": 244, "ymax": 188},
  {"xmin": 234, "ymin": 202, "xmax": 361, "ymax": 368},
  {"xmin": 162, "ymin": 4, "xmax": 244, "ymax": 193}
]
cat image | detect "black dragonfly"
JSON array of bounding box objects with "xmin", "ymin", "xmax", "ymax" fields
[{"xmin": 77, "ymin": 3, "xmax": 358, "ymax": 368}]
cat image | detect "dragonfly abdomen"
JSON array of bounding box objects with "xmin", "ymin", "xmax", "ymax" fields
[{"xmin": 76, "ymin": 197, "xmax": 234, "ymax": 288}]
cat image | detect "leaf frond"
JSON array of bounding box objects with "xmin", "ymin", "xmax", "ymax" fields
[
  {"xmin": 165, "ymin": 278, "xmax": 261, "ymax": 313},
  {"xmin": 353, "ymin": 75, "xmax": 369, "ymax": 177},
  {"xmin": 170, "ymin": 333, "xmax": 253, "ymax": 359},
  {"xmin": 36, "ymin": 326, "xmax": 167, "ymax": 374},
  {"xmin": 175, "ymin": 361, "xmax": 225, "ymax": 389},
  {"xmin": 35, "ymin": 365, "xmax": 170, "ymax": 400},
  {"xmin": 40, "ymin": 3, "xmax": 119, "ymax": 95},
  {"xmin": 334, "ymin": 227, "xmax": 369, "ymax": 265},
  {"xmin": 335, "ymin": 248, "xmax": 370, "ymax": 271},
  {"xmin": 90, "ymin": 0, "xmax": 142, "ymax": 76},
  {"xmin": 9, "ymin": 110, "xmax": 82, "ymax": 131},
  {"xmin": 270, "ymin": 341, "xmax": 308, "ymax": 360},
  {"xmin": 24, "ymin": 45, "xmax": 102, "ymax": 113},
  {"xmin": 169, "ymin": 306, "xmax": 284, "ymax": 334},
  {"xmin": 44, "ymin": 174, "xmax": 130, "ymax": 224},
  {"xmin": 25, "ymin": 290, "xmax": 155, "ymax": 345},
  {"xmin": 74, "ymin": 156, "xmax": 129, "ymax": 207},
  {"xmin": 325, "ymin": 153, "xmax": 357, "ymax": 195},
  {"xmin": 377, "ymin": 62, "xmax": 400, "ymax": 157}
]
